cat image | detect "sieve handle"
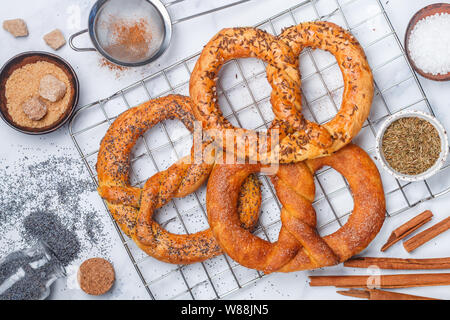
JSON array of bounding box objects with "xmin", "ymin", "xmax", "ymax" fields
[
  {"xmin": 69, "ymin": 29, "xmax": 96, "ymax": 52},
  {"xmin": 170, "ymin": 0, "xmax": 251, "ymax": 25}
]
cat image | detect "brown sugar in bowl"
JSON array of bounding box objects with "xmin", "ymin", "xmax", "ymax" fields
[{"xmin": 0, "ymin": 51, "xmax": 79, "ymax": 134}]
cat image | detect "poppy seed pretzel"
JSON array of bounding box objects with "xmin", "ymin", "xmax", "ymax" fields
[
  {"xmin": 207, "ymin": 144, "xmax": 385, "ymax": 273},
  {"xmin": 96, "ymin": 95, "xmax": 262, "ymax": 264},
  {"xmin": 272, "ymin": 21, "xmax": 374, "ymax": 162},
  {"xmin": 189, "ymin": 27, "xmax": 333, "ymax": 164}
]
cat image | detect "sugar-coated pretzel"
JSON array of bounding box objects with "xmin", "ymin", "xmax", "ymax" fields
[
  {"xmin": 96, "ymin": 95, "xmax": 262, "ymax": 264},
  {"xmin": 189, "ymin": 27, "xmax": 333, "ymax": 163},
  {"xmin": 206, "ymin": 144, "xmax": 385, "ymax": 273},
  {"xmin": 272, "ymin": 22, "xmax": 374, "ymax": 162}
]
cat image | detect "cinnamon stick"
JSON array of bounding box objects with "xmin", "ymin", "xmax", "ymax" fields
[
  {"xmin": 381, "ymin": 210, "xmax": 433, "ymax": 252},
  {"xmin": 309, "ymin": 273, "xmax": 450, "ymax": 288},
  {"xmin": 337, "ymin": 289, "xmax": 439, "ymax": 300},
  {"xmin": 403, "ymin": 216, "xmax": 450, "ymax": 252},
  {"xmin": 344, "ymin": 257, "xmax": 450, "ymax": 270}
]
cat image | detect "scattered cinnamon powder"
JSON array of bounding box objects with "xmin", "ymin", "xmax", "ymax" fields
[
  {"xmin": 98, "ymin": 57, "xmax": 128, "ymax": 78},
  {"xmin": 104, "ymin": 17, "xmax": 152, "ymax": 63}
]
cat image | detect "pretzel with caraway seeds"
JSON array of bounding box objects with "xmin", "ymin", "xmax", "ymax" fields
[
  {"xmin": 189, "ymin": 27, "xmax": 333, "ymax": 164},
  {"xmin": 272, "ymin": 21, "xmax": 374, "ymax": 162},
  {"xmin": 190, "ymin": 24, "xmax": 373, "ymax": 163}
]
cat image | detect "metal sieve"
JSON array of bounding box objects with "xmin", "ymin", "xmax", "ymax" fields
[{"xmin": 69, "ymin": 0, "xmax": 250, "ymax": 67}]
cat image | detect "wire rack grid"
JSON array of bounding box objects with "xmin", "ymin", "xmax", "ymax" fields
[{"xmin": 69, "ymin": 0, "xmax": 450, "ymax": 300}]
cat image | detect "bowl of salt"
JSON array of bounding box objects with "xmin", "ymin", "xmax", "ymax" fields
[{"xmin": 405, "ymin": 3, "xmax": 450, "ymax": 81}]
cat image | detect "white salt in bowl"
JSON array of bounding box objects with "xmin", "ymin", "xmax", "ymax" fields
[
  {"xmin": 375, "ymin": 110, "xmax": 449, "ymax": 182},
  {"xmin": 405, "ymin": 3, "xmax": 450, "ymax": 81}
]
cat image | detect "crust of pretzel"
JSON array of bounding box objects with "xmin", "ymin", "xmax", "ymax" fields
[
  {"xmin": 190, "ymin": 24, "xmax": 373, "ymax": 163},
  {"xmin": 190, "ymin": 27, "xmax": 332, "ymax": 163},
  {"xmin": 97, "ymin": 95, "xmax": 203, "ymax": 209},
  {"xmin": 206, "ymin": 144, "xmax": 385, "ymax": 272},
  {"xmin": 96, "ymin": 95, "xmax": 261, "ymax": 264},
  {"xmin": 274, "ymin": 22, "xmax": 374, "ymax": 161}
]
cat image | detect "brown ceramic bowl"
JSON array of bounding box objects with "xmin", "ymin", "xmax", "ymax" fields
[
  {"xmin": 0, "ymin": 51, "xmax": 79, "ymax": 134},
  {"xmin": 404, "ymin": 3, "xmax": 450, "ymax": 81}
]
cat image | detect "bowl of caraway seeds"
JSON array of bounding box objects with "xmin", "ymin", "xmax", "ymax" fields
[{"xmin": 376, "ymin": 110, "xmax": 448, "ymax": 182}]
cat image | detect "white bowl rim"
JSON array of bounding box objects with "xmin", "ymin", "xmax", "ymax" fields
[{"xmin": 375, "ymin": 109, "xmax": 449, "ymax": 182}]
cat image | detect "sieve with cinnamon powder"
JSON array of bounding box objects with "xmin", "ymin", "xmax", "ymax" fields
[
  {"xmin": 69, "ymin": 0, "xmax": 250, "ymax": 67},
  {"xmin": 97, "ymin": 17, "xmax": 151, "ymax": 77},
  {"xmin": 103, "ymin": 17, "xmax": 153, "ymax": 64},
  {"xmin": 376, "ymin": 110, "xmax": 448, "ymax": 182}
]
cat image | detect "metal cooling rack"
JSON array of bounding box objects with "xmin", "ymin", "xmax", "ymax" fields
[{"xmin": 69, "ymin": 0, "xmax": 450, "ymax": 300}]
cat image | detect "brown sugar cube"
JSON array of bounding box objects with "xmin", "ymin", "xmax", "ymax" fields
[
  {"xmin": 22, "ymin": 96, "xmax": 47, "ymax": 121},
  {"xmin": 3, "ymin": 19, "xmax": 28, "ymax": 37},
  {"xmin": 39, "ymin": 74, "xmax": 67, "ymax": 102},
  {"xmin": 78, "ymin": 258, "xmax": 115, "ymax": 296},
  {"xmin": 43, "ymin": 29, "xmax": 66, "ymax": 50}
]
